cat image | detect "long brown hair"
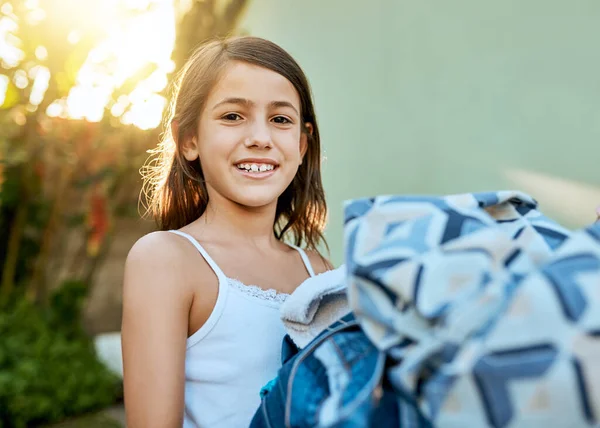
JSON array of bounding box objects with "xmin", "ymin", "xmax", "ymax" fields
[{"xmin": 142, "ymin": 36, "xmax": 328, "ymax": 251}]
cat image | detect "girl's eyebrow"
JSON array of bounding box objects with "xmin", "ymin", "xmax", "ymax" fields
[
  {"xmin": 212, "ymin": 97, "xmax": 299, "ymax": 115},
  {"xmin": 269, "ymin": 100, "xmax": 299, "ymax": 115}
]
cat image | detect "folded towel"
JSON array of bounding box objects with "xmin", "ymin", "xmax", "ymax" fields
[{"xmin": 280, "ymin": 265, "xmax": 350, "ymax": 348}]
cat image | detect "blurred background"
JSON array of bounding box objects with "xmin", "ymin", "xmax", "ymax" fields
[{"xmin": 1, "ymin": 0, "xmax": 599, "ymax": 426}]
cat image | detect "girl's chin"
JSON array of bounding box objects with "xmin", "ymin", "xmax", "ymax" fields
[{"xmin": 229, "ymin": 190, "xmax": 282, "ymax": 210}]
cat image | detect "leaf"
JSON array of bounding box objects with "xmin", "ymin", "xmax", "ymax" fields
[
  {"xmin": 54, "ymin": 71, "xmax": 72, "ymax": 98},
  {"xmin": 1, "ymin": 79, "xmax": 20, "ymax": 110}
]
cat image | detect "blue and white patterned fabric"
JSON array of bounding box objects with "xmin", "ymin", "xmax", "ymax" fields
[{"xmin": 344, "ymin": 191, "xmax": 600, "ymax": 428}]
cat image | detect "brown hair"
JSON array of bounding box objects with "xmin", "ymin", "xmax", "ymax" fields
[{"xmin": 142, "ymin": 36, "xmax": 328, "ymax": 251}]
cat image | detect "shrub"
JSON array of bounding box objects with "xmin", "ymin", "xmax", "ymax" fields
[{"xmin": 0, "ymin": 281, "xmax": 122, "ymax": 428}]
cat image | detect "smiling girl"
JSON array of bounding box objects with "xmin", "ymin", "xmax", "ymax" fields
[{"xmin": 121, "ymin": 36, "xmax": 332, "ymax": 427}]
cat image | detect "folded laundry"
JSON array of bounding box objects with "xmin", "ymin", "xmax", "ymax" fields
[{"xmin": 251, "ymin": 190, "xmax": 600, "ymax": 428}]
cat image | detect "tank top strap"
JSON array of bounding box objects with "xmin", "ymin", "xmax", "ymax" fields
[
  {"xmin": 168, "ymin": 230, "xmax": 228, "ymax": 283},
  {"xmin": 286, "ymin": 243, "xmax": 316, "ymax": 277}
]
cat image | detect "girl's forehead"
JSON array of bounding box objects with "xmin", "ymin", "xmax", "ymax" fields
[{"xmin": 207, "ymin": 61, "xmax": 301, "ymax": 108}]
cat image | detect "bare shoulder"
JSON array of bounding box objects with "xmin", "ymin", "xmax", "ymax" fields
[
  {"xmin": 305, "ymin": 249, "xmax": 335, "ymax": 275},
  {"xmin": 124, "ymin": 229, "xmax": 219, "ymax": 294},
  {"xmin": 124, "ymin": 231, "xmax": 197, "ymax": 301},
  {"xmin": 126, "ymin": 231, "xmax": 188, "ymax": 275}
]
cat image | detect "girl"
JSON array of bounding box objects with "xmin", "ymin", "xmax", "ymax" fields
[{"xmin": 121, "ymin": 36, "xmax": 332, "ymax": 427}]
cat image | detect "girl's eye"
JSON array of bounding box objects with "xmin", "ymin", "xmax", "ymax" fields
[
  {"xmin": 272, "ymin": 116, "xmax": 292, "ymax": 124},
  {"xmin": 222, "ymin": 113, "xmax": 242, "ymax": 121}
]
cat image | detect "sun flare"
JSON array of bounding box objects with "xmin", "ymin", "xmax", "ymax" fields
[{"xmin": 1, "ymin": 0, "xmax": 176, "ymax": 130}]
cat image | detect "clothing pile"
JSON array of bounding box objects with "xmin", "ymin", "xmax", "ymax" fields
[{"xmin": 251, "ymin": 191, "xmax": 600, "ymax": 428}]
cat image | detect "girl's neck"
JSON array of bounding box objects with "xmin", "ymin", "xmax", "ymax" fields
[{"xmin": 198, "ymin": 194, "xmax": 281, "ymax": 249}]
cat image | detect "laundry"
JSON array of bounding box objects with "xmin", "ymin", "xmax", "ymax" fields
[
  {"xmin": 279, "ymin": 265, "xmax": 351, "ymax": 349},
  {"xmin": 252, "ymin": 190, "xmax": 600, "ymax": 427},
  {"xmin": 345, "ymin": 191, "xmax": 600, "ymax": 427}
]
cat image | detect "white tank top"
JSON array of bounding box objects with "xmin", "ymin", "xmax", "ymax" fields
[{"xmin": 168, "ymin": 230, "xmax": 315, "ymax": 428}]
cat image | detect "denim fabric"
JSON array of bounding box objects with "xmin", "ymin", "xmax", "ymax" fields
[
  {"xmin": 250, "ymin": 314, "xmax": 408, "ymax": 428},
  {"xmin": 344, "ymin": 190, "xmax": 600, "ymax": 428}
]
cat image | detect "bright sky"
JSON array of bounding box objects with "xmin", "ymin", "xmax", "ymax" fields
[{"xmin": 1, "ymin": 0, "xmax": 177, "ymax": 130}]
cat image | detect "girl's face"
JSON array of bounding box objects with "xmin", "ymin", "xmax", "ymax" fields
[{"xmin": 184, "ymin": 60, "xmax": 309, "ymax": 210}]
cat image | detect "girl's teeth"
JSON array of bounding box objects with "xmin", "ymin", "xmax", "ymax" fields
[{"xmin": 237, "ymin": 163, "xmax": 275, "ymax": 172}]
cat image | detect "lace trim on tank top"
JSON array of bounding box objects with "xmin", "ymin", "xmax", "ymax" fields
[{"xmin": 227, "ymin": 277, "xmax": 289, "ymax": 304}]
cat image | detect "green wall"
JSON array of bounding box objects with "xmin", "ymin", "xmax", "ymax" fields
[{"xmin": 241, "ymin": 0, "xmax": 600, "ymax": 265}]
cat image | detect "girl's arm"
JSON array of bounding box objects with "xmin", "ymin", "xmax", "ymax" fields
[{"xmin": 121, "ymin": 233, "xmax": 193, "ymax": 428}]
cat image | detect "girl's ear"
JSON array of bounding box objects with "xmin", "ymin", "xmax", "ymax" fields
[
  {"xmin": 299, "ymin": 122, "xmax": 313, "ymax": 162},
  {"xmin": 182, "ymin": 136, "xmax": 200, "ymax": 161},
  {"xmin": 173, "ymin": 121, "xmax": 199, "ymax": 161}
]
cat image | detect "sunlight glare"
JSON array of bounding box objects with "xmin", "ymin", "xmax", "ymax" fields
[
  {"xmin": 0, "ymin": 74, "xmax": 9, "ymax": 105},
  {"xmin": 29, "ymin": 65, "xmax": 50, "ymax": 106},
  {"xmin": 13, "ymin": 69, "xmax": 28, "ymax": 89},
  {"xmin": 46, "ymin": 99, "xmax": 65, "ymax": 118},
  {"xmin": 110, "ymin": 95, "xmax": 129, "ymax": 117},
  {"xmin": 0, "ymin": 16, "xmax": 24, "ymax": 68},
  {"xmin": 123, "ymin": 0, "xmax": 152, "ymax": 10},
  {"xmin": 0, "ymin": 3, "xmax": 12, "ymax": 15},
  {"xmin": 67, "ymin": 30, "xmax": 80, "ymax": 45},
  {"xmin": 121, "ymin": 93, "xmax": 166, "ymax": 130},
  {"xmin": 64, "ymin": 0, "xmax": 176, "ymax": 129},
  {"xmin": 46, "ymin": 102, "xmax": 60, "ymax": 117},
  {"xmin": 25, "ymin": 7, "xmax": 46, "ymax": 25},
  {"xmin": 67, "ymin": 85, "xmax": 112, "ymax": 122},
  {"xmin": 505, "ymin": 168, "xmax": 600, "ymax": 225},
  {"xmin": 34, "ymin": 45, "xmax": 48, "ymax": 60}
]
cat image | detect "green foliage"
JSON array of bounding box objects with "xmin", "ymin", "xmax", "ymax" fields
[
  {"xmin": 0, "ymin": 282, "xmax": 122, "ymax": 428},
  {"xmin": 0, "ymin": 81, "xmax": 19, "ymax": 110},
  {"xmin": 45, "ymin": 413, "xmax": 122, "ymax": 428},
  {"xmin": 0, "ymin": 162, "xmax": 48, "ymax": 289}
]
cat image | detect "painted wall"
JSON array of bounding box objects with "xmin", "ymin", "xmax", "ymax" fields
[{"xmin": 241, "ymin": 0, "xmax": 600, "ymax": 265}]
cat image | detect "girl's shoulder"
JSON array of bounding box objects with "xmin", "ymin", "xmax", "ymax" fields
[
  {"xmin": 126, "ymin": 230, "xmax": 189, "ymax": 267},
  {"xmin": 303, "ymin": 249, "xmax": 335, "ymax": 275},
  {"xmin": 124, "ymin": 230, "xmax": 215, "ymax": 296}
]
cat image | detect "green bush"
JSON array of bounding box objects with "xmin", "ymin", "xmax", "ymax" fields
[{"xmin": 0, "ymin": 281, "xmax": 122, "ymax": 428}]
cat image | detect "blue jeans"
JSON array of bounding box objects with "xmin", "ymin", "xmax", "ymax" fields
[{"xmin": 250, "ymin": 314, "xmax": 427, "ymax": 427}]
